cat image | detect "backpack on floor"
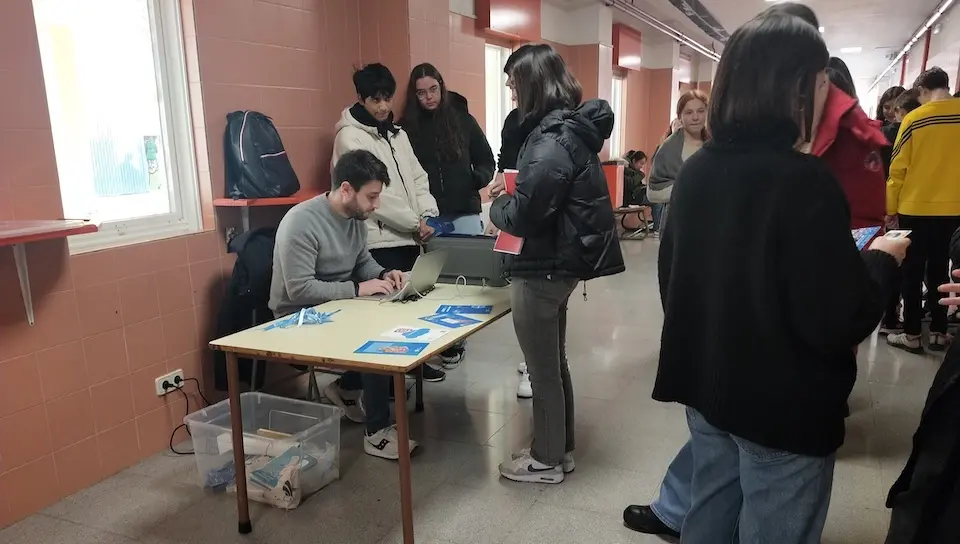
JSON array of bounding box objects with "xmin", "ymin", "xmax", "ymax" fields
[{"xmin": 224, "ymin": 110, "xmax": 300, "ymax": 199}]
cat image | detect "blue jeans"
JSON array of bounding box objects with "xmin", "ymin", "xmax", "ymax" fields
[
  {"xmin": 654, "ymin": 408, "xmax": 835, "ymax": 544},
  {"xmin": 439, "ymin": 214, "xmax": 484, "ymax": 235}
]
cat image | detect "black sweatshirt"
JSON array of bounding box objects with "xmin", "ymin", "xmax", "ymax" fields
[{"xmin": 654, "ymin": 118, "xmax": 899, "ymax": 457}]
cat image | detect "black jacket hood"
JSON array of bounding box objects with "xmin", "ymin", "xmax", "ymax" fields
[
  {"xmin": 540, "ymin": 99, "xmax": 614, "ymax": 154},
  {"xmin": 447, "ymin": 91, "xmax": 469, "ymax": 113}
]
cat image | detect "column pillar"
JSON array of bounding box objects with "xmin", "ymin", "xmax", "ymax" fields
[{"xmin": 643, "ymin": 41, "xmax": 681, "ymax": 151}]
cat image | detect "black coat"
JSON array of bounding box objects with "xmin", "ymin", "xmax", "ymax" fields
[
  {"xmin": 498, "ymin": 108, "xmax": 524, "ymax": 172},
  {"xmin": 404, "ymin": 92, "xmax": 495, "ymax": 216},
  {"xmin": 655, "ymin": 118, "xmax": 898, "ymax": 456},
  {"xmin": 490, "ymin": 100, "xmax": 625, "ymax": 280},
  {"xmin": 884, "ymin": 228, "xmax": 960, "ymax": 544}
]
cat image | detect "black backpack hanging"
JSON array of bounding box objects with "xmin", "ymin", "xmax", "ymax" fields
[{"xmin": 224, "ymin": 110, "xmax": 300, "ymax": 199}]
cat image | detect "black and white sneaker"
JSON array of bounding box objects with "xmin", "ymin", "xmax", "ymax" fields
[
  {"xmin": 499, "ymin": 451, "xmax": 564, "ymax": 484},
  {"xmin": 323, "ymin": 380, "xmax": 365, "ymax": 423},
  {"xmin": 439, "ymin": 345, "xmax": 464, "ymax": 367},
  {"xmin": 421, "ymin": 364, "xmax": 446, "ymax": 382},
  {"xmin": 364, "ymin": 424, "xmax": 419, "ymax": 460}
]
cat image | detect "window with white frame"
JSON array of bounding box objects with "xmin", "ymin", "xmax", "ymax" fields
[
  {"xmin": 484, "ymin": 44, "xmax": 515, "ymax": 161},
  {"xmin": 33, "ymin": 0, "xmax": 200, "ymax": 253},
  {"xmin": 609, "ymin": 73, "xmax": 626, "ymax": 159}
]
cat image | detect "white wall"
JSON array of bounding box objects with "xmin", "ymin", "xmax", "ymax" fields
[
  {"xmin": 541, "ymin": 2, "xmax": 613, "ymax": 46},
  {"xmin": 450, "ymin": 0, "xmax": 475, "ymax": 18}
]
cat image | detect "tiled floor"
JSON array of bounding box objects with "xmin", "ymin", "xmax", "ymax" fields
[{"xmin": 1, "ymin": 242, "xmax": 939, "ymax": 543}]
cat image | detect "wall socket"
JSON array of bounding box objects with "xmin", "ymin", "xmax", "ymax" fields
[{"xmin": 155, "ymin": 369, "xmax": 185, "ymax": 396}]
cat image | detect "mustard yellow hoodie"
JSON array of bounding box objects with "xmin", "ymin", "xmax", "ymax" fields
[{"xmin": 887, "ymin": 98, "xmax": 960, "ymax": 216}]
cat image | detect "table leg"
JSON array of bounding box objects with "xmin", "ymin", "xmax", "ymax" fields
[
  {"xmin": 393, "ymin": 373, "xmax": 415, "ymax": 544},
  {"xmin": 415, "ymin": 365, "xmax": 424, "ymax": 412},
  {"xmin": 225, "ymin": 352, "xmax": 252, "ymax": 534}
]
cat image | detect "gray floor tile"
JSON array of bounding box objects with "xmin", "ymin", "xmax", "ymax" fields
[
  {"xmin": 41, "ymin": 471, "xmax": 205, "ymax": 539},
  {"xmin": 0, "ymin": 515, "xmax": 138, "ymax": 544},
  {"xmin": 7, "ymin": 245, "xmax": 939, "ymax": 543},
  {"xmin": 500, "ymin": 502, "xmax": 655, "ymax": 544}
]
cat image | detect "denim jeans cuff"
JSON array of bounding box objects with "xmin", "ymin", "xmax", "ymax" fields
[{"xmin": 649, "ymin": 502, "xmax": 682, "ymax": 532}]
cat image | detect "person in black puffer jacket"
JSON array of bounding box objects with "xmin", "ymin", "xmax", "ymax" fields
[
  {"xmin": 490, "ymin": 44, "xmax": 625, "ymax": 485},
  {"xmin": 401, "ymin": 63, "xmax": 495, "ymax": 234}
]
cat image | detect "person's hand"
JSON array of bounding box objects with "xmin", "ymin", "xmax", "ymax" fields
[
  {"xmin": 488, "ymin": 174, "xmax": 506, "ymax": 199},
  {"xmin": 357, "ymin": 279, "xmax": 393, "ymax": 297},
  {"xmin": 869, "ymin": 235, "xmax": 911, "ymax": 265},
  {"xmin": 885, "ymin": 215, "xmax": 899, "ymax": 231},
  {"xmin": 383, "ymin": 269, "xmax": 406, "ymax": 291},
  {"xmin": 484, "ymin": 222, "xmax": 500, "ymax": 236},
  {"xmin": 416, "ymin": 220, "xmax": 435, "ymax": 243},
  {"xmin": 938, "ymin": 270, "xmax": 960, "ymax": 306}
]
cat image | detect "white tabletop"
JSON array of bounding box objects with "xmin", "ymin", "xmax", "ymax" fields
[{"xmin": 209, "ymin": 284, "xmax": 512, "ymax": 373}]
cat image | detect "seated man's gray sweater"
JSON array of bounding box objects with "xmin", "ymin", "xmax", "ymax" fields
[{"xmin": 269, "ymin": 195, "xmax": 385, "ymax": 317}]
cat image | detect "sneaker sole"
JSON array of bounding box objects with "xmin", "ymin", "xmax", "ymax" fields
[
  {"xmin": 422, "ymin": 375, "xmax": 446, "ymax": 383},
  {"xmin": 499, "ymin": 471, "xmax": 564, "ymax": 484},
  {"xmin": 364, "ymin": 442, "xmax": 418, "ymax": 461},
  {"xmin": 929, "ymin": 344, "xmax": 947, "ymax": 352}
]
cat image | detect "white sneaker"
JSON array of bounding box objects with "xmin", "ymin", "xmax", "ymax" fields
[
  {"xmin": 363, "ymin": 424, "xmax": 419, "ymax": 460},
  {"xmin": 518, "ymin": 361, "xmax": 527, "ymax": 374},
  {"xmin": 517, "ymin": 372, "xmax": 533, "ymax": 399},
  {"xmin": 499, "ymin": 451, "xmax": 563, "ymax": 484},
  {"xmin": 887, "ymin": 333, "xmax": 924, "ymax": 355},
  {"xmin": 323, "ymin": 381, "xmax": 365, "ymax": 423},
  {"xmin": 512, "ymin": 448, "xmax": 575, "ymax": 473}
]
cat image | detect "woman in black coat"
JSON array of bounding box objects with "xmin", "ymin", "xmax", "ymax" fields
[
  {"xmin": 652, "ymin": 13, "xmax": 909, "ymax": 542},
  {"xmin": 489, "ymin": 44, "xmax": 624, "ymax": 485},
  {"xmin": 401, "ymin": 63, "xmax": 495, "ymax": 235}
]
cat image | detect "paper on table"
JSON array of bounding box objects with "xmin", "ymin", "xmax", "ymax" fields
[
  {"xmin": 494, "ymin": 170, "xmax": 524, "ymax": 255},
  {"xmin": 382, "ymin": 326, "xmax": 450, "ymax": 342},
  {"xmin": 354, "ymin": 341, "xmax": 429, "ymax": 356}
]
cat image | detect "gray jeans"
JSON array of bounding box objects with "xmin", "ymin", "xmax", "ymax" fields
[{"xmin": 511, "ymin": 276, "xmax": 578, "ymax": 465}]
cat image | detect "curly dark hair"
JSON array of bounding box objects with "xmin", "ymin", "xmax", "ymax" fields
[{"xmin": 401, "ymin": 63, "xmax": 464, "ymax": 161}]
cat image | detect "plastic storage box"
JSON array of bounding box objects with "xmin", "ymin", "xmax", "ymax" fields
[{"xmin": 184, "ymin": 392, "xmax": 341, "ymax": 496}]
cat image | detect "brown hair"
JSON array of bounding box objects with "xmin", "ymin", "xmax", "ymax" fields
[
  {"xmin": 676, "ymin": 90, "xmax": 710, "ymax": 140},
  {"xmin": 508, "ymin": 44, "xmax": 583, "ymax": 124}
]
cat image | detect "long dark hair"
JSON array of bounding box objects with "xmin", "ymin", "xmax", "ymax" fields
[
  {"xmin": 877, "ymin": 86, "xmax": 906, "ymax": 120},
  {"xmin": 710, "ymin": 14, "xmax": 828, "ymax": 142},
  {"xmin": 508, "ymin": 44, "xmax": 582, "ymax": 124},
  {"xmin": 401, "ymin": 63, "xmax": 464, "ymax": 160},
  {"xmin": 827, "ymin": 57, "xmax": 857, "ymax": 99}
]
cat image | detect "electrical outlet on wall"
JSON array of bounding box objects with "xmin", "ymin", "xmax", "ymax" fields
[{"xmin": 155, "ymin": 369, "xmax": 185, "ymax": 396}]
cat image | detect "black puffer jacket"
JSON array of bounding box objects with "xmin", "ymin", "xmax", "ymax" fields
[
  {"xmin": 404, "ymin": 92, "xmax": 495, "ymax": 216},
  {"xmin": 490, "ymin": 100, "xmax": 625, "ymax": 280}
]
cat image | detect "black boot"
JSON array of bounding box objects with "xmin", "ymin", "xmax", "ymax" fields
[{"xmin": 623, "ymin": 505, "xmax": 680, "ymax": 538}]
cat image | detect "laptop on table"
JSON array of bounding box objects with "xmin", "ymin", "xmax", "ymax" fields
[{"xmin": 357, "ymin": 250, "xmax": 448, "ymax": 302}]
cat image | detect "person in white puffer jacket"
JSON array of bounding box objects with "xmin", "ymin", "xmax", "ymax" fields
[{"xmin": 330, "ymin": 63, "xmax": 446, "ymax": 386}]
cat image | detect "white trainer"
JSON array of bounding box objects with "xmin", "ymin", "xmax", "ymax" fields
[
  {"xmin": 323, "ymin": 381, "xmax": 365, "ymax": 423},
  {"xmin": 512, "ymin": 448, "xmax": 575, "ymax": 473},
  {"xmin": 517, "ymin": 371, "xmax": 533, "ymax": 399},
  {"xmin": 499, "ymin": 451, "xmax": 563, "ymax": 484},
  {"xmin": 518, "ymin": 361, "xmax": 527, "ymax": 373},
  {"xmin": 363, "ymin": 424, "xmax": 419, "ymax": 460}
]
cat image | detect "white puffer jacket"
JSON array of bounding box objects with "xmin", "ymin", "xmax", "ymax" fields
[{"xmin": 332, "ymin": 107, "xmax": 439, "ymax": 250}]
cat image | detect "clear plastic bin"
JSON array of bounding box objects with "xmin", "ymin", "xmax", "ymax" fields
[{"xmin": 183, "ymin": 392, "xmax": 341, "ymax": 496}]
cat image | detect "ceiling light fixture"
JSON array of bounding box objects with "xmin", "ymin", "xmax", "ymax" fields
[
  {"xmin": 840, "ymin": 47, "xmax": 863, "ymax": 54},
  {"xmin": 869, "ymin": 0, "xmax": 956, "ymax": 90}
]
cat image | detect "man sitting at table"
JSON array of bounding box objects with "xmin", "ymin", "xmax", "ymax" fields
[{"xmin": 268, "ymin": 149, "xmax": 417, "ymax": 460}]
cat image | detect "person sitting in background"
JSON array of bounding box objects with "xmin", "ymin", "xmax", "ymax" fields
[
  {"xmin": 269, "ymin": 150, "xmax": 417, "ymax": 460},
  {"xmin": 331, "ymin": 63, "xmax": 445, "ymax": 383},
  {"xmin": 400, "ymin": 64, "xmax": 495, "ymax": 365},
  {"xmin": 623, "ymin": 150, "xmax": 647, "ymax": 206},
  {"xmin": 647, "ymin": 90, "xmax": 709, "ymax": 231},
  {"xmin": 886, "ymin": 67, "xmax": 960, "ymax": 354}
]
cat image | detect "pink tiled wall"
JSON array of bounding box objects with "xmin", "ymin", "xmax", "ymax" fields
[{"xmin": 0, "ymin": 0, "xmax": 364, "ymax": 527}]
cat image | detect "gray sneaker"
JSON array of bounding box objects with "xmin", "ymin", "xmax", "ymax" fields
[
  {"xmin": 887, "ymin": 333, "xmax": 924, "ymax": 355},
  {"xmin": 499, "ymin": 451, "xmax": 564, "ymax": 484}
]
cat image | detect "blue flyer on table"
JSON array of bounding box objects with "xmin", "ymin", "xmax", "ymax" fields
[
  {"xmin": 436, "ymin": 304, "xmax": 493, "ymax": 315},
  {"xmin": 355, "ymin": 341, "xmax": 429, "ymax": 356},
  {"xmin": 420, "ymin": 313, "xmax": 482, "ymax": 328}
]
